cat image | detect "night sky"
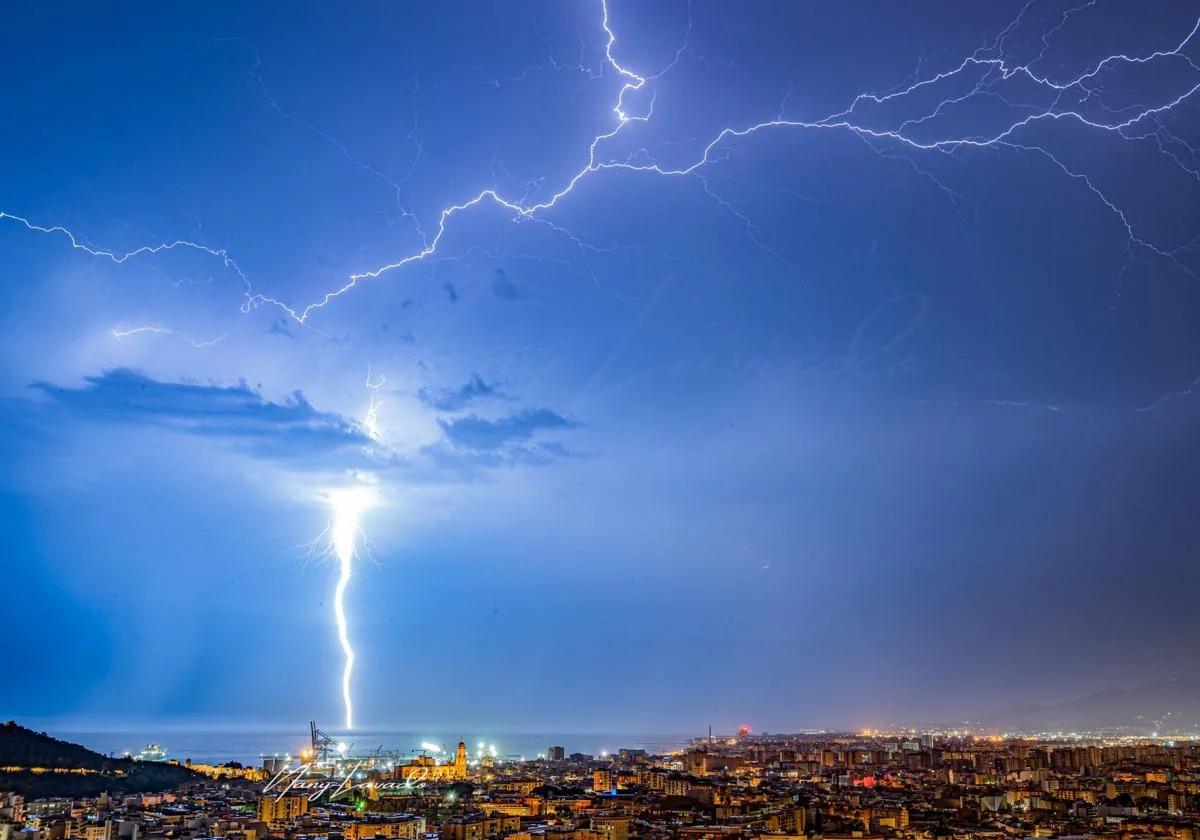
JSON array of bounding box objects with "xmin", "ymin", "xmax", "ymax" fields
[{"xmin": 2, "ymin": 0, "xmax": 1199, "ymax": 734}]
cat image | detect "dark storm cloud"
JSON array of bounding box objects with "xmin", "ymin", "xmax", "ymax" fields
[
  {"xmin": 418, "ymin": 374, "xmax": 505, "ymax": 412},
  {"xmin": 437, "ymin": 408, "xmax": 577, "ymax": 450},
  {"xmin": 31, "ymin": 368, "xmax": 370, "ymax": 458},
  {"xmin": 27, "ymin": 369, "xmax": 573, "ymax": 479},
  {"xmin": 491, "ymin": 268, "xmax": 521, "ymax": 300},
  {"xmin": 418, "ymin": 438, "xmax": 578, "ymax": 482}
]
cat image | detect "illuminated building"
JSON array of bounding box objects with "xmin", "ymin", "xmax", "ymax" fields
[
  {"xmin": 82, "ymin": 823, "xmax": 114, "ymax": 840},
  {"xmin": 184, "ymin": 760, "xmax": 267, "ymax": 781},
  {"xmin": 343, "ymin": 817, "xmax": 426, "ymax": 840},
  {"xmin": 479, "ymin": 799, "xmax": 541, "ymax": 817},
  {"xmin": 397, "ymin": 740, "xmax": 468, "ymax": 781},
  {"xmin": 441, "ymin": 815, "xmax": 520, "ymax": 840},
  {"xmin": 257, "ymin": 795, "xmax": 308, "ymax": 827},
  {"xmin": 261, "ymin": 757, "xmax": 293, "ymax": 775},
  {"xmin": 681, "ymin": 750, "xmax": 744, "ymax": 776},
  {"xmin": 590, "ymin": 815, "xmax": 631, "ymax": 840}
]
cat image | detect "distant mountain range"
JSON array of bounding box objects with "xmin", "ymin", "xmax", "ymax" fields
[
  {"xmin": 0, "ymin": 721, "xmax": 198, "ymax": 798},
  {"xmin": 976, "ymin": 676, "xmax": 1200, "ymax": 733}
]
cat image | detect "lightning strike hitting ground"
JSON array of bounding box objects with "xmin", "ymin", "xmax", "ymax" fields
[
  {"xmin": 323, "ymin": 485, "xmax": 378, "ymax": 731},
  {"xmin": 286, "ymin": 369, "xmax": 388, "ymax": 728}
]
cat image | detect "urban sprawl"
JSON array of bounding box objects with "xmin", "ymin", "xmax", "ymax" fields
[{"xmin": 7, "ymin": 730, "xmax": 1200, "ymax": 840}]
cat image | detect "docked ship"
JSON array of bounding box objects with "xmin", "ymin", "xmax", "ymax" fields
[{"xmin": 136, "ymin": 743, "xmax": 168, "ymax": 762}]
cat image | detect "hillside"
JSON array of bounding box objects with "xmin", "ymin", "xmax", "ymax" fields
[
  {"xmin": 980, "ymin": 676, "xmax": 1200, "ymax": 734},
  {"xmin": 0, "ymin": 722, "xmax": 199, "ymax": 798}
]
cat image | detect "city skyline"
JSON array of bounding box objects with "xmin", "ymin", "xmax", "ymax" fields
[
  {"xmin": 5, "ymin": 720, "xmax": 1200, "ymax": 840},
  {"xmin": 3, "ymin": 0, "xmax": 1200, "ymax": 732}
]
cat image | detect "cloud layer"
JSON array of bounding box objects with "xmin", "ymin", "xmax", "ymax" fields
[
  {"xmin": 438, "ymin": 408, "xmax": 577, "ymax": 451},
  {"xmin": 29, "ymin": 369, "xmax": 580, "ymax": 480},
  {"xmin": 32, "ymin": 368, "xmax": 371, "ymax": 461},
  {"xmin": 417, "ymin": 374, "xmax": 505, "ymax": 412}
]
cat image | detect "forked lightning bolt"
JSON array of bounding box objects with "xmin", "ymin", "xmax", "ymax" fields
[{"xmin": 3, "ymin": 0, "xmax": 1200, "ymax": 405}]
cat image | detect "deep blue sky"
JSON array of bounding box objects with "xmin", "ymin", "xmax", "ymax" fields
[{"xmin": 2, "ymin": 0, "xmax": 1200, "ymax": 734}]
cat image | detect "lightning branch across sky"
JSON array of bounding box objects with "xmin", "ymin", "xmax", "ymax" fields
[
  {"xmin": 111, "ymin": 326, "xmax": 228, "ymax": 349},
  {"xmin": 3, "ymin": 0, "xmax": 1199, "ymax": 348}
]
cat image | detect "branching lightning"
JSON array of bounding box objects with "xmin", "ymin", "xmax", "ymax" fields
[
  {"xmin": 0, "ymin": 0, "xmax": 1195, "ymax": 412},
  {"xmin": 245, "ymin": 0, "xmax": 1200, "ymax": 325},
  {"xmin": 363, "ymin": 367, "xmax": 386, "ymax": 443},
  {"xmin": 0, "ymin": 209, "xmax": 253, "ymax": 291},
  {"xmin": 4, "ymin": 1, "xmax": 1199, "ymax": 336}
]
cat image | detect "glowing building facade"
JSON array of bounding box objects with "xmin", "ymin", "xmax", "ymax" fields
[
  {"xmin": 396, "ymin": 740, "xmax": 468, "ymax": 781},
  {"xmin": 258, "ymin": 795, "xmax": 309, "ymax": 828}
]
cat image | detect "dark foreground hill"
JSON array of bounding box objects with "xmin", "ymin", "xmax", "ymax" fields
[{"xmin": 0, "ymin": 722, "xmax": 199, "ymax": 798}]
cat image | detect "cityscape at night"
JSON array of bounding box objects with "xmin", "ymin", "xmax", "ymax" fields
[{"xmin": 2, "ymin": 1, "xmax": 1200, "ymax": 840}]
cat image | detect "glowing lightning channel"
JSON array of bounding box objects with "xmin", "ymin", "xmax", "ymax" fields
[
  {"xmin": 325, "ymin": 485, "xmax": 378, "ymax": 731},
  {"xmin": 363, "ymin": 366, "xmax": 386, "ymax": 442},
  {"xmin": 111, "ymin": 326, "xmax": 228, "ymax": 349}
]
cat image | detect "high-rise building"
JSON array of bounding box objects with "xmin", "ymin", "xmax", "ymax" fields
[
  {"xmin": 344, "ymin": 817, "xmax": 426, "ymax": 840},
  {"xmin": 547, "ymin": 745, "xmax": 565, "ymax": 761},
  {"xmin": 442, "ymin": 815, "xmax": 520, "ymax": 840},
  {"xmin": 258, "ymin": 795, "xmax": 308, "ymax": 828},
  {"xmin": 591, "ymin": 815, "xmax": 631, "ymax": 840}
]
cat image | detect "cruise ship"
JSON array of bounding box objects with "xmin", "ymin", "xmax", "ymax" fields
[{"xmin": 136, "ymin": 743, "xmax": 168, "ymax": 762}]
